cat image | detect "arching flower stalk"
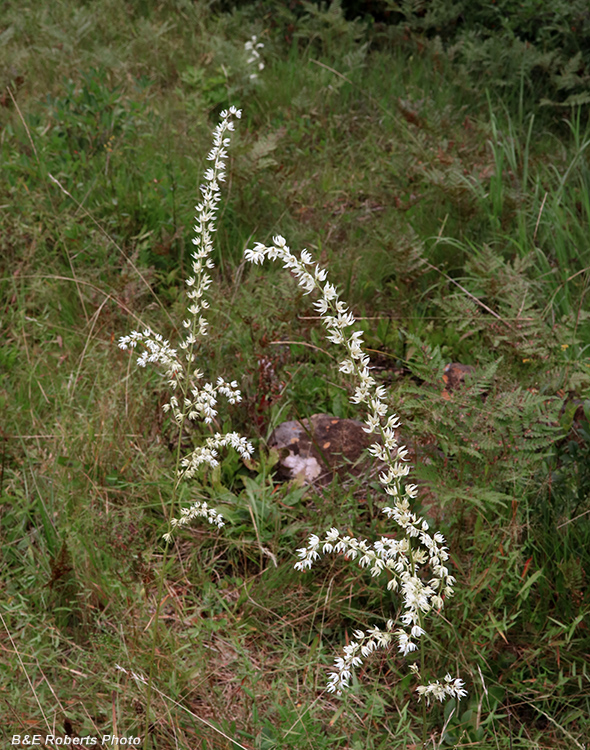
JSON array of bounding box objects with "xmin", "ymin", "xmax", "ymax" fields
[
  {"xmin": 119, "ymin": 107, "xmax": 253, "ymax": 537},
  {"xmin": 244, "ymin": 235, "xmax": 466, "ymax": 703}
]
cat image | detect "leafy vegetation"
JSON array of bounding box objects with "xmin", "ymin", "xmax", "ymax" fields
[{"xmin": 1, "ymin": 1, "xmax": 589, "ymax": 748}]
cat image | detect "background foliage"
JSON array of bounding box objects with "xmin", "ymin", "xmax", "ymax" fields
[{"xmin": 1, "ymin": 0, "xmax": 589, "ymax": 747}]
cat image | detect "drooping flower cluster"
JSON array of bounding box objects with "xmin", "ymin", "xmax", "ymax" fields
[
  {"xmin": 326, "ymin": 622, "xmax": 396, "ymax": 694},
  {"xmin": 414, "ymin": 672, "xmax": 468, "ymax": 705},
  {"xmin": 119, "ymin": 108, "xmax": 253, "ymax": 532},
  {"xmin": 244, "ymin": 235, "xmax": 464, "ymax": 701},
  {"xmin": 162, "ymin": 500, "xmax": 225, "ymax": 543},
  {"xmin": 179, "ymin": 432, "xmax": 254, "ymax": 480}
]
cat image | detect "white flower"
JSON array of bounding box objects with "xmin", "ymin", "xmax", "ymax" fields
[
  {"xmin": 164, "ymin": 500, "xmax": 226, "ymax": 540},
  {"xmin": 242, "ymin": 202, "xmax": 464, "ymax": 704},
  {"xmin": 416, "ymin": 675, "xmax": 468, "ymax": 704},
  {"xmin": 120, "ymin": 108, "xmax": 253, "ymax": 543},
  {"xmin": 245, "ymin": 35, "xmax": 265, "ymax": 79}
]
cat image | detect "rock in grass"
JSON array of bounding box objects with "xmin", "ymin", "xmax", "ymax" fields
[{"xmin": 268, "ymin": 413, "xmax": 385, "ymax": 485}]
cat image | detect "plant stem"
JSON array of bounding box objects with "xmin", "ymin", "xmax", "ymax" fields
[
  {"xmin": 421, "ymin": 637, "xmax": 427, "ymax": 749},
  {"xmin": 144, "ymin": 407, "xmax": 188, "ymax": 747}
]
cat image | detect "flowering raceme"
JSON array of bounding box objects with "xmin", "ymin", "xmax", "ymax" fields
[
  {"xmin": 244, "ymin": 236, "xmax": 466, "ymax": 702},
  {"xmin": 119, "ymin": 107, "xmax": 253, "ymax": 537},
  {"xmin": 244, "ymin": 35, "xmax": 265, "ymax": 80}
]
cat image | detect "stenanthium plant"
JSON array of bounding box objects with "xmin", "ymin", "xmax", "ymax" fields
[
  {"xmin": 244, "ymin": 236, "xmax": 466, "ymax": 704},
  {"xmin": 118, "ymin": 107, "xmax": 253, "ymax": 539},
  {"xmin": 119, "ymin": 107, "xmax": 466, "ymax": 712}
]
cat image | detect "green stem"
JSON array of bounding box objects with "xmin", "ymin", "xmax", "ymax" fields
[
  {"xmin": 420, "ymin": 636, "xmax": 427, "ymax": 749},
  {"xmin": 143, "ymin": 399, "xmax": 189, "ymax": 747}
]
